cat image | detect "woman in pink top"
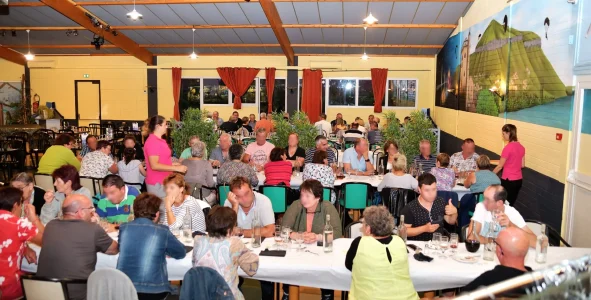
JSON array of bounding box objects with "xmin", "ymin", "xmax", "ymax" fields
[
  {"xmin": 493, "ymin": 124, "xmax": 525, "ymax": 206},
  {"xmin": 144, "ymin": 115, "xmax": 187, "ymax": 198},
  {"xmin": 264, "ymin": 148, "xmax": 293, "ymax": 186}
]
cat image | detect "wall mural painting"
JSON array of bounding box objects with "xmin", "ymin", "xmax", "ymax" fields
[
  {"xmin": 436, "ymin": 0, "xmax": 577, "ymax": 131},
  {"xmin": 0, "ymin": 81, "xmax": 23, "ymax": 125}
]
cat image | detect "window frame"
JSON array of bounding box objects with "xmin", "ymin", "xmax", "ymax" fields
[
  {"xmin": 259, "ymin": 77, "xmax": 288, "ymax": 115},
  {"xmin": 195, "ymin": 77, "xmax": 260, "ymax": 107},
  {"xmin": 385, "ymin": 78, "xmax": 419, "ymax": 109}
]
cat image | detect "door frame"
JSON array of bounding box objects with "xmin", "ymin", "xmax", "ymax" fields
[{"xmin": 74, "ymin": 80, "xmax": 101, "ymax": 122}]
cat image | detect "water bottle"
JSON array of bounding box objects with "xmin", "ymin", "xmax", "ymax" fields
[
  {"xmin": 182, "ymin": 207, "xmax": 192, "ymax": 243},
  {"xmin": 252, "ymin": 212, "xmax": 262, "ymax": 248},
  {"xmin": 397, "ymin": 215, "xmax": 407, "ymax": 243},
  {"xmin": 535, "ymin": 224, "xmax": 548, "ymax": 263},
  {"xmin": 323, "ymin": 214, "xmax": 333, "ymax": 253},
  {"xmin": 483, "ymin": 221, "xmax": 496, "ymax": 261}
]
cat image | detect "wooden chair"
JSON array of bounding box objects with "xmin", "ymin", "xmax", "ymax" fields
[{"xmin": 30, "ymin": 131, "xmax": 53, "ymax": 169}]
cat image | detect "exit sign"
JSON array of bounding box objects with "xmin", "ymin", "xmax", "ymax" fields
[{"xmin": 83, "ymin": 74, "xmax": 90, "ymax": 78}]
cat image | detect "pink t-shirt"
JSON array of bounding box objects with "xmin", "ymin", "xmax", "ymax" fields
[
  {"xmin": 245, "ymin": 142, "xmax": 275, "ymax": 167},
  {"xmin": 501, "ymin": 141, "xmax": 525, "ymax": 180},
  {"xmin": 144, "ymin": 134, "xmax": 173, "ymax": 185}
]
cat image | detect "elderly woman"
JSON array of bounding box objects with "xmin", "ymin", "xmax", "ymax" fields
[
  {"xmin": 40, "ymin": 165, "xmax": 92, "ymax": 224},
  {"xmin": 285, "ymin": 133, "xmax": 306, "ymax": 169},
  {"xmin": 193, "ymin": 206, "xmax": 259, "ymax": 300},
  {"xmin": 430, "ymin": 153, "xmax": 456, "ymax": 191},
  {"xmin": 179, "ymin": 135, "xmax": 207, "ymax": 162},
  {"xmin": 302, "ymin": 150, "xmax": 335, "ymax": 203},
  {"xmin": 377, "ymin": 155, "xmax": 418, "ymax": 192},
  {"xmin": 80, "ymin": 140, "xmax": 118, "ymax": 178},
  {"xmin": 217, "ymin": 144, "xmax": 259, "ymax": 187},
  {"xmin": 346, "ymin": 206, "xmax": 419, "ymax": 300},
  {"xmin": 160, "ymin": 173, "xmax": 206, "ymax": 234},
  {"xmin": 281, "ymin": 179, "xmax": 341, "ymax": 300},
  {"xmin": 11, "ymin": 172, "xmax": 46, "ymax": 216},
  {"xmin": 379, "ymin": 140, "xmax": 400, "ymax": 172},
  {"xmin": 0, "ymin": 187, "xmax": 44, "ymax": 299},
  {"xmin": 182, "ymin": 141, "xmax": 216, "ymax": 205},
  {"xmin": 264, "ymin": 147, "xmax": 293, "ymax": 186},
  {"xmin": 465, "ymin": 155, "xmax": 501, "ymax": 193}
]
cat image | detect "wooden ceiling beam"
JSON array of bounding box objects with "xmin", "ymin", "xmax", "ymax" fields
[
  {"xmin": 6, "ymin": 43, "xmax": 442, "ymax": 49},
  {"xmin": 0, "ymin": 46, "xmax": 27, "ymax": 66},
  {"xmin": 37, "ymin": 0, "xmax": 154, "ymax": 65},
  {"xmin": 259, "ymin": 0, "xmax": 295, "ymax": 66},
  {"xmin": 10, "ymin": 0, "xmax": 473, "ymax": 6}
]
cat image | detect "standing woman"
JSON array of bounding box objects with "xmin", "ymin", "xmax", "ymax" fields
[
  {"xmin": 144, "ymin": 115, "xmax": 187, "ymax": 198},
  {"xmin": 493, "ymin": 124, "xmax": 525, "ymax": 206}
]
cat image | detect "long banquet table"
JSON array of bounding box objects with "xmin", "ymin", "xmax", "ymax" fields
[{"xmin": 22, "ymin": 238, "xmax": 591, "ymax": 295}]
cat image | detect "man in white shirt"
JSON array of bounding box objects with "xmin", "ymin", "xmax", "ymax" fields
[
  {"xmin": 314, "ymin": 113, "xmax": 332, "ymax": 136},
  {"xmin": 224, "ymin": 176, "xmax": 275, "ymax": 238},
  {"xmin": 470, "ymin": 184, "xmax": 536, "ymax": 247}
]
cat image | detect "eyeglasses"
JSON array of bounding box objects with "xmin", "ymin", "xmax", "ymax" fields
[{"xmin": 79, "ymin": 206, "xmax": 95, "ymax": 213}]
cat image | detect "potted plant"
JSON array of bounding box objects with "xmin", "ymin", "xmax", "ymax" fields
[
  {"xmin": 270, "ymin": 111, "xmax": 316, "ymax": 149},
  {"xmin": 170, "ymin": 108, "xmax": 219, "ymax": 157},
  {"xmin": 381, "ymin": 110, "xmax": 436, "ymax": 166}
]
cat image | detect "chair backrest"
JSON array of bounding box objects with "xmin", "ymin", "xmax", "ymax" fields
[
  {"xmin": 180, "ymin": 267, "xmax": 233, "ymax": 300},
  {"xmin": 21, "ymin": 275, "xmax": 85, "ymax": 300},
  {"xmin": 80, "ymin": 176, "xmax": 102, "ymax": 196},
  {"xmin": 322, "ymin": 187, "xmax": 335, "ymax": 202},
  {"xmin": 259, "ymin": 185, "xmax": 288, "ymax": 213},
  {"xmin": 460, "ymin": 224, "xmax": 469, "ymax": 243},
  {"xmin": 34, "ymin": 173, "xmax": 55, "ymax": 191},
  {"xmin": 344, "ymin": 141, "xmax": 355, "ymax": 149},
  {"xmin": 345, "ymin": 221, "xmax": 363, "ymax": 239},
  {"xmin": 87, "ymin": 269, "xmax": 137, "ymax": 300},
  {"xmin": 30, "ymin": 131, "xmax": 53, "ymax": 152},
  {"xmin": 380, "ymin": 188, "xmax": 418, "ymax": 224},
  {"xmin": 342, "ymin": 183, "xmax": 372, "ymax": 209},
  {"xmin": 525, "ymin": 221, "xmax": 544, "ymax": 237},
  {"xmin": 88, "ymin": 123, "xmax": 101, "ymax": 136},
  {"xmin": 217, "ymin": 185, "xmax": 230, "ymax": 207},
  {"xmin": 437, "ymin": 190, "xmax": 459, "ymax": 208}
]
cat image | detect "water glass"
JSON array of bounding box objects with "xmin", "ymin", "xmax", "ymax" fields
[
  {"xmin": 439, "ymin": 236, "xmax": 449, "ymax": 259},
  {"xmin": 294, "ymin": 232, "xmax": 305, "ymax": 251},
  {"xmin": 182, "ymin": 227, "xmax": 193, "ymax": 244},
  {"xmin": 432, "ymin": 233, "xmax": 442, "ymax": 249},
  {"xmin": 450, "ymin": 233, "xmax": 459, "ymax": 252},
  {"xmin": 281, "ymin": 226, "xmax": 291, "ymax": 245}
]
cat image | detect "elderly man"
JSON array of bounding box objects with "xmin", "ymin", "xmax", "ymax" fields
[
  {"xmin": 469, "ymin": 185, "xmax": 537, "ymax": 247},
  {"xmin": 255, "ymin": 112, "xmax": 274, "ymax": 133},
  {"xmin": 243, "ymin": 128, "xmax": 274, "ymax": 170},
  {"xmin": 249, "ymin": 113, "xmax": 257, "ymax": 129},
  {"xmin": 450, "ymin": 138, "xmax": 480, "ymax": 172},
  {"xmin": 37, "ymin": 194, "xmax": 118, "ymax": 300},
  {"xmin": 305, "ymin": 135, "xmax": 336, "ymax": 164},
  {"xmin": 343, "ymin": 138, "xmax": 374, "ymax": 175},
  {"xmin": 343, "ymin": 123, "xmax": 364, "ymax": 143},
  {"xmin": 401, "ymin": 173, "xmax": 458, "ymax": 241},
  {"xmin": 367, "ymin": 122, "xmax": 383, "ymax": 145},
  {"xmin": 96, "ymin": 175, "xmax": 140, "ymax": 228},
  {"xmin": 314, "ymin": 113, "xmax": 332, "ymax": 136},
  {"xmin": 331, "ymin": 113, "xmax": 347, "ymax": 128},
  {"xmin": 212, "ymin": 111, "xmax": 224, "ymax": 127},
  {"xmin": 80, "ymin": 134, "xmax": 98, "ymax": 157},
  {"xmin": 366, "ymin": 114, "xmax": 375, "ymax": 131},
  {"xmin": 209, "ymin": 133, "xmax": 231, "ymax": 167},
  {"xmin": 179, "ymin": 135, "xmax": 207, "ymax": 162},
  {"xmin": 413, "ymin": 139, "xmax": 436, "ymax": 173},
  {"xmin": 462, "ymin": 227, "xmax": 532, "ymax": 296}
]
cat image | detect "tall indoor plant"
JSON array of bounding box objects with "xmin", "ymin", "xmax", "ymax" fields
[
  {"xmin": 170, "ymin": 108, "xmax": 219, "ymax": 157},
  {"xmin": 270, "ymin": 111, "xmax": 316, "ymax": 149},
  {"xmin": 381, "ymin": 110, "xmax": 436, "ymax": 166}
]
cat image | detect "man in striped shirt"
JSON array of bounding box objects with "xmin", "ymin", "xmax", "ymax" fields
[
  {"xmin": 413, "ymin": 139, "xmax": 437, "ymax": 173},
  {"xmin": 305, "ymin": 135, "xmax": 336, "ymax": 165},
  {"xmin": 96, "ymin": 175, "xmax": 140, "ymax": 229}
]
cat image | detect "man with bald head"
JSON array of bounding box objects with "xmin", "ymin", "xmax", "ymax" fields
[
  {"xmin": 462, "ymin": 227, "xmax": 532, "ymax": 296},
  {"xmin": 37, "ymin": 194, "xmax": 118, "ymax": 300}
]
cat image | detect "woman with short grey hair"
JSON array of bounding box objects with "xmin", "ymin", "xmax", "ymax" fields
[
  {"xmin": 181, "ymin": 141, "xmax": 216, "ymax": 205},
  {"xmin": 10, "ymin": 172, "xmax": 46, "ymax": 217}
]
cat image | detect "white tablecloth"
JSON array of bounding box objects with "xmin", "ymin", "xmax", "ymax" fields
[{"xmin": 22, "ymin": 238, "xmax": 591, "ymax": 292}]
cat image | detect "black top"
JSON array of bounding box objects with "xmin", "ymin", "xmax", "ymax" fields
[
  {"xmin": 379, "ymin": 154, "xmax": 392, "ymax": 171},
  {"xmin": 345, "ymin": 129, "xmax": 363, "ymax": 135},
  {"xmin": 331, "ymin": 119, "xmax": 347, "ymax": 127},
  {"xmin": 345, "ymin": 236, "xmax": 393, "ymax": 271},
  {"xmin": 462, "ymin": 265, "xmax": 533, "ymax": 296},
  {"xmin": 32, "ymin": 186, "xmax": 46, "ymax": 216},
  {"xmin": 401, "ymin": 197, "xmax": 450, "ymax": 241},
  {"xmin": 242, "ymin": 125, "xmax": 253, "ymax": 133},
  {"xmin": 219, "ymin": 121, "xmax": 239, "ymax": 133},
  {"xmin": 285, "ymin": 146, "xmax": 306, "ymax": 161},
  {"xmin": 118, "ymin": 143, "xmax": 144, "ymax": 161},
  {"xmin": 236, "ymin": 118, "xmax": 244, "ymax": 127}
]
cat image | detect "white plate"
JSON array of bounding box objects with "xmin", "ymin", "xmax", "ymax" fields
[{"xmin": 453, "ymin": 254, "xmax": 480, "ymax": 264}]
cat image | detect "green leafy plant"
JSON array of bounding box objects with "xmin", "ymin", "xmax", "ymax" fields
[
  {"xmin": 270, "ymin": 111, "xmax": 316, "ymax": 149},
  {"xmin": 170, "ymin": 108, "xmax": 219, "ymax": 157},
  {"xmin": 476, "ymin": 90, "xmax": 499, "ymax": 116},
  {"xmin": 381, "ymin": 111, "xmax": 403, "ymax": 148},
  {"xmin": 381, "ymin": 110, "xmax": 436, "ymax": 166}
]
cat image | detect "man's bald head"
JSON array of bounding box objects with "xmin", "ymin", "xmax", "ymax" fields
[
  {"xmin": 62, "ymin": 194, "xmax": 93, "ymax": 221},
  {"xmin": 496, "ymin": 227, "xmax": 529, "ymax": 265}
]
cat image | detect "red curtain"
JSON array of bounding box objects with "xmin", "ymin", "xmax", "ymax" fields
[
  {"xmin": 216, "ymin": 67, "xmax": 260, "ymax": 109},
  {"xmin": 301, "ymin": 69, "xmax": 323, "ymax": 123},
  {"xmin": 172, "ymin": 67, "xmax": 182, "ymax": 121},
  {"xmin": 371, "ymin": 68, "xmax": 388, "ymax": 113},
  {"xmin": 265, "ymin": 68, "xmax": 276, "ymax": 114}
]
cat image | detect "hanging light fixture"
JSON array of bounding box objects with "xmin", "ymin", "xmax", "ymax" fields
[
  {"xmin": 24, "ymin": 30, "xmax": 34, "ymax": 61},
  {"xmin": 361, "ymin": 27, "xmax": 369, "ymax": 61},
  {"xmin": 363, "ymin": 12, "xmax": 378, "ymax": 25},
  {"xmin": 126, "ymin": 0, "xmax": 143, "ymax": 20},
  {"xmin": 189, "ymin": 28, "xmax": 198, "ymax": 59}
]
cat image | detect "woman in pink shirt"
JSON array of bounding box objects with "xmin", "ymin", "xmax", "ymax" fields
[
  {"xmin": 144, "ymin": 115, "xmax": 187, "ymax": 198},
  {"xmin": 264, "ymin": 147, "xmax": 293, "ymax": 186},
  {"xmin": 493, "ymin": 124, "xmax": 525, "ymax": 206}
]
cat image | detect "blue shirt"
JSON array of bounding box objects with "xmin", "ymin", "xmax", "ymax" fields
[
  {"xmin": 342, "ymin": 147, "xmax": 374, "ymax": 172},
  {"xmin": 117, "ymin": 218, "xmax": 186, "ymax": 294}
]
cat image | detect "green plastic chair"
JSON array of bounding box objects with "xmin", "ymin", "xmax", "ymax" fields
[
  {"xmin": 323, "ymin": 187, "xmax": 336, "ymax": 202},
  {"xmin": 344, "ymin": 141, "xmax": 355, "ymax": 149},
  {"xmin": 339, "ymin": 182, "xmax": 373, "ymax": 227},
  {"xmin": 259, "ymin": 185, "xmax": 289, "ymax": 213},
  {"xmin": 242, "ymin": 138, "xmax": 255, "ymax": 146},
  {"xmin": 217, "ymin": 185, "xmax": 230, "ymax": 207},
  {"xmin": 468, "ymin": 192, "xmax": 484, "ymax": 217}
]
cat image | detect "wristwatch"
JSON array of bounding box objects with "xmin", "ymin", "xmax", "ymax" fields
[{"xmin": 365, "ymin": 159, "xmax": 370, "ymax": 162}]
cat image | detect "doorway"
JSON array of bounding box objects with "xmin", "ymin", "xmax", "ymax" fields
[{"xmin": 75, "ymin": 80, "xmax": 101, "ymax": 127}]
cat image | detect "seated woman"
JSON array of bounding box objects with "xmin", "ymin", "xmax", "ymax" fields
[
  {"xmin": 430, "ymin": 153, "xmax": 456, "ymax": 191},
  {"xmin": 118, "ymin": 135, "xmax": 144, "ymax": 161},
  {"xmin": 264, "ymin": 147, "xmax": 293, "ymax": 186},
  {"xmin": 285, "ymin": 133, "xmax": 305, "ymax": 169},
  {"xmin": 80, "ymin": 140, "xmax": 118, "ymax": 178},
  {"xmin": 346, "ymin": 206, "xmax": 418, "ymax": 300},
  {"xmin": 40, "ymin": 165, "xmax": 92, "ymax": 224},
  {"xmin": 117, "ymin": 193, "xmax": 186, "ymax": 300},
  {"xmin": 379, "ymin": 140, "xmax": 401, "ymax": 172},
  {"xmin": 465, "ymin": 155, "xmax": 501, "ymax": 193},
  {"xmin": 0, "ymin": 187, "xmax": 44, "ymax": 299},
  {"xmin": 37, "ymin": 133, "xmax": 81, "ymax": 174},
  {"xmin": 217, "ymin": 144, "xmax": 259, "ymax": 187},
  {"xmin": 281, "ymin": 179, "xmax": 342, "ymax": 300},
  {"xmin": 160, "ymin": 173, "xmax": 206, "ymax": 234},
  {"xmin": 11, "ymin": 172, "xmax": 46, "ymax": 216},
  {"xmin": 117, "ymin": 147, "xmax": 146, "ymax": 191},
  {"xmin": 377, "ymin": 155, "xmax": 418, "ymax": 192},
  {"xmin": 182, "ymin": 141, "xmax": 216, "ymax": 205},
  {"xmin": 302, "ymin": 150, "xmax": 335, "ymax": 203},
  {"xmin": 193, "ymin": 206, "xmax": 259, "ymax": 300}
]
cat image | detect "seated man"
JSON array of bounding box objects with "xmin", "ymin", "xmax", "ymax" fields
[
  {"xmin": 219, "ymin": 115, "xmax": 239, "ymax": 133},
  {"xmin": 209, "ymin": 133, "xmax": 231, "ymax": 167},
  {"xmin": 254, "ymin": 112, "xmax": 274, "ymax": 134},
  {"xmin": 450, "ymin": 138, "xmax": 480, "ymax": 172},
  {"xmin": 413, "ymin": 139, "xmax": 436, "ymax": 173},
  {"xmin": 96, "ymin": 175, "xmax": 140, "ymax": 229},
  {"xmin": 343, "ymin": 138, "xmax": 374, "ymax": 176},
  {"xmin": 305, "ymin": 135, "xmax": 336, "ymax": 165},
  {"xmin": 401, "ymin": 173, "xmax": 458, "ymax": 241},
  {"xmin": 243, "ymin": 128, "xmax": 275, "ymax": 170},
  {"xmin": 80, "ymin": 140, "xmax": 118, "ymax": 178},
  {"xmin": 37, "ymin": 194, "xmax": 119, "ymax": 300},
  {"xmin": 343, "ymin": 123, "xmax": 364, "ymax": 143},
  {"xmin": 367, "ymin": 121, "xmax": 383, "ymax": 145},
  {"xmin": 469, "ymin": 184, "xmax": 537, "ymax": 247},
  {"xmin": 462, "ymin": 227, "xmax": 532, "ymax": 296},
  {"xmin": 80, "ymin": 134, "xmax": 98, "ymax": 157},
  {"xmin": 179, "ymin": 135, "xmax": 207, "ymax": 162}
]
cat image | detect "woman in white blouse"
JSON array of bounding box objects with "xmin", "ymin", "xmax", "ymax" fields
[
  {"xmin": 160, "ymin": 173, "xmax": 206, "ymax": 234},
  {"xmin": 377, "ymin": 154, "xmax": 418, "ymax": 192}
]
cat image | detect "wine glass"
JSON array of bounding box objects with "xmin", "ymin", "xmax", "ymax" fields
[{"xmin": 439, "ymin": 236, "xmax": 449, "ymax": 259}]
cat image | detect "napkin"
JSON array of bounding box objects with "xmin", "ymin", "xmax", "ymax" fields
[{"xmin": 413, "ymin": 252, "xmax": 433, "ymax": 262}]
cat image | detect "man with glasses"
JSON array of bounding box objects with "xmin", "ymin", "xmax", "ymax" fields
[
  {"xmin": 469, "ymin": 184, "xmax": 537, "ymax": 247},
  {"xmin": 305, "ymin": 135, "xmax": 336, "ymax": 165},
  {"xmin": 37, "ymin": 194, "xmax": 118, "ymax": 300}
]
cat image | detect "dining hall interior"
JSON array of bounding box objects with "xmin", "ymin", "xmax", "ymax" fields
[{"xmin": 1, "ymin": 0, "xmax": 591, "ymax": 299}]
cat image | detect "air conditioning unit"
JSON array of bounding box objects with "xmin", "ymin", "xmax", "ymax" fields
[
  {"xmin": 309, "ymin": 61, "xmax": 342, "ymax": 70},
  {"xmin": 27, "ymin": 60, "xmax": 56, "ymax": 69}
]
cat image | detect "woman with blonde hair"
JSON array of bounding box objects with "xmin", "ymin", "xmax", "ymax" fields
[
  {"xmin": 377, "ymin": 154, "xmax": 418, "ymax": 192},
  {"xmin": 160, "ymin": 173, "xmax": 206, "ymax": 234}
]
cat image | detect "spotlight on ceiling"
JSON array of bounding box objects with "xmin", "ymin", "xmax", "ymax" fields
[
  {"xmin": 112, "ymin": 30, "xmax": 118, "ymax": 36},
  {"xmin": 105, "ymin": 25, "xmax": 111, "ymax": 32},
  {"xmin": 11, "ymin": 30, "xmax": 16, "ymax": 37},
  {"xmin": 73, "ymin": 29, "xmax": 78, "ymax": 36},
  {"xmin": 91, "ymin": 35, "xmax": 105, "ymax": 50}
]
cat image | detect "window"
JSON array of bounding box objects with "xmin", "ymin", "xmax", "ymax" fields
[
  {"xmin": 260, "ymin": 79, "xmax": 286, "ymax": 113},
  {"xmin": 358, "ymin": 79, "xmax": 385, "ymax": 107},
  {"xmin": 387, "ymin": 79, "xmax": 417, "ymax": 107},
  {"xmin": 179, "ymin": 78, "xmax": 200, "ymax": 119},
  {"xmin": 328, "ymin": 79, "xmax": 356, "ymax": 106},
  {"xmin": 239, "ymin": 80, "xmax": 257, "ymax": 104},
  {"xmin": 203, "ymin": 79, "xmax": 229, "ymax": 104}
]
